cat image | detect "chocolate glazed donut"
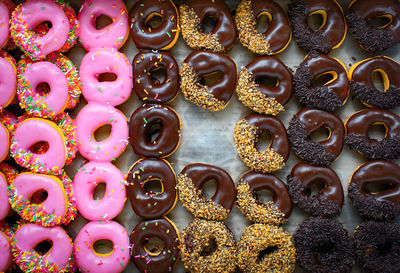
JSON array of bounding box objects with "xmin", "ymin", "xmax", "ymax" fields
[
  {"xmin": 288, "ymin": 162, "xmax": 344, "ymax": 218},
  {"xmin": 133, "ymin": 51, "xmax": 179, "ymax": 104},
  {"xmin": 179, "ymin": 0, "xmax": 236, "ymax": 52},
  {"xmin": 349, "ymin": 56, "xmax": 400, "ymax": 109},
  {"xmin": 345, "ymin": 108, "xmax": 400, "ymax": 160},
  {"xmin": 126, "ymin": 158, "xmax": 177, "ymax": 219},
  {"xmin": 288, "ymin": 108, "xmax": 345, "ymax": 166},
  {"xmin": 349, "ymin": 160, "xmax": 400, "ymax": 220},
  {"xmin": 179, "ymin": 50, "xmax": 237, "ymax": 111},
  {"xmin": 346, "ymin": 0, "xmax": 400, "ymax": 53},
  {"xmin": 129, "ymin": 104, "xmax": 181, "ymax": 158}
]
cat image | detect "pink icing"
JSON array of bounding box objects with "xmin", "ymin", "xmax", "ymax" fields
[
  {"xmin": 74, "ymin": 220, "xmax": 130, "ymax": 273},
  {"xmin": 76, "ymin": 103, "xmax": 128, "ymax": 162},
  {"xmin": 80, "ymin": 48, "xmax": 133, "ymax": 106},
  {"xmin": 74, "ymin": 161, "xmax": 126, "ymax": 221},
  {"xmin": 0, "ymin": 173, "xmax": 9, "ymax": 220},
  {"xmin": 0, "ymin": 53, "xmax": 16, "ymax": 110},
  {"xmin": 0, "ymin": 123, "xmax": 9, "ymax": 162},
  {"xmin": 78, "ymin": 0, "xmax": 128, "ymax": 50},
  {"xmin": 0, "ymin": 231, "xmax": 10, "ymax": 272},
  {"xmin": 0, "ymin": 2, "xmax": 10, "ymax": 48}
]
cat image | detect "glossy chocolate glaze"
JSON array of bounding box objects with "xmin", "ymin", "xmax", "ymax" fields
[
  {"xmin": 130, "ymin": 0, "xmax": 179, "ymax": 49},
  {"xmin": 133, "ymin": 51, "xmax": 179, "ymax": 104},
  {"xmin": 351, "ymin": 160, "xmax": 400, "ymax": 205},
  {"xmin": 240, "ymin": 171, "xmax": 292, "ymax": 217},
  {"xmin": 183, "ymin": 50, "xmax": 237, "ymax": 103},
  {"xmin": 129, "ymin": 104, "xmax": 180, "ymax": 158},
  {"xmin": 127, "ymin": 158, "xmax": 176, "ymax": 219},
  {"xmin": 291, "ymin": 162, "xmax": 344, "ymax": 204},
  {"xmin": 180, "ymin": 163, "xmax": 236, "ymax": 211},
  {"xmin": 246, "ymin": 56, "xmax": 293, "ymax": 105},
  {"xmin": 245, "ymin": 114, "xmax": 290, "ymax": 162},
  {"xmin": 130, "ymin": 218, "xmax": 179, "ymax": 273}
]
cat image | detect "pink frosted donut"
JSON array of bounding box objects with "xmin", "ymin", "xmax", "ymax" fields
[
  {"xmin": 10, "ymin": 118, "xmax": 67, "ymax": 175},
  {"xmin": 78, "ymin": 0, "xmax": 129, "ymax": 50},
  {"xmin": 11, "ymin": 223, "xmax": 74, "ymax": 272},
  {"xmin": 0, "ymin": 2, "xmax": 10, "ymax": 49},
  {"xmin": 0, "ymin": 122, "xmax": 9, "ymax": 162},
  {"xmin": 0, "ymin": 52, "xmax": 16, "ymax": 111},
  {"xmin": 0, "ymin": 231, "xmax": 11, "ymax": 272},
  {"xmin": 74, "ymin": 161, "xmax": 126, "ymax": 221},
  {"xmin": 9, "ymin": 172, "xmax": 77, "ymax": 226},
  {"xmin": 76, "ymin": 103, "xmax": 128, "ymax": 162},
  {"xmin": 80, "ymin": 48, "xmax": 132, "ymax": 106},
  {"xmin": 74, "ymin": 220, "xmax": 130, "ymax": 273},
  {"xmin": 0, "ymin": 173, "xmax": 9, "ymax": 221}
]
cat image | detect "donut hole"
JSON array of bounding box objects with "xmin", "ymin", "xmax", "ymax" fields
[
  {"xmin": 144, "ymin": 237, "xmax": 165, "ymax": 256},
  {"xmin": 145, "ymin": 13, "xmax": 163, "ymax": 30},
  {"xmin": 93, "ymin": 124, "xmax": 112, "ymax": 142},
  {"xmin": 200, "ymin": 237, "xmax": 217, "ymax": 256},
  {"xmin": 33, "ymin": 21, "xmax": 52, "ymax": 36},
  {"xmin": 364, "ymin": 182, "xmax": 395, "ymax": 195},
  {"xmin": 303, "ymin": 180, "xmax": 326, "ymax": 197},
  {"xmin": 256, "ymin": 131, "xmax": 272, "ymax": 151},
  {"xmin": 367, "ymin": 15, "xmax": 393, "ymax": 29},
  {"xmin": 93, "ymin": 182, "xmax": 106, "ymax": 200},
  {"xmin": 35, "ymin": 82, "xmax": 51, "ymax": 96},
  {"xmin": 93, "ymin": 239, "xmax": 114, "ymax": 256},
  {"xmin": 150, "ymin": 66, "xmax": 166, "ymax": 85},
  {"xmin": 201, "ymin": 179, "xmax": 218, "ymax": 200},
  {"xmin": 29, "ymin": 189, "xmax": 48, "ymax": 205},
  {"xmin": 253, "ymin": 189, "xmax": 274, "ymax": 204},
  {"xmin": 143, "ymin": 179, "xmax": 163, "ymax": 194},
  {"xmin": 145, "ymin": 122, "xmax": 162, "ymax": 143},
  {"xmin": 97, "ymin": 72, "xmax": 118, "ymax": 82},
  {"xmin": 367, "ymin": 123, "xmax": 388, "ymax": 141},
  {"xmin": 377, "ymin": 240, "xmax": 393, "ymax": 256},
  {"xmin": 257, "ymin": 246, "xmax": 278, "ymax": 261},
  {"xmin": 307, "ymin": 126, "xmax": 331, "ymax": 142},
  {"xmin": 311, "ymin": 72, "xmax": 336, "ymax": 87},
  {"xmin": 29, "ymin": 141, "xmax": 49, "ymax": 154},
  {"xmin": 313, "ymin": 240, "xmax": 335, "ymax": 253},
  {"xmin": 33, "ymin": 239, "xmax": 53, "ymax": 255},
  {"xmin": 201, "ymin": 15, "xmax": 218, "ymax": 34},
  {"xmin": 371, "ymin": 69, "xmax": 390, "ymax": 92},
  {"xmin": 255, "ymin": 12, "xmax": 271, "ymax": 33},
  {"xmin": 255, "ymin": 76, "xmax": 279, "ymax": 88},
  {"xmin": 95, "ymin": 14, "xmax": 113, "ymax": 30},
  {"xmin": 198, "ymin": 71, "xmax": 224, "ymax": 87},
  {"xmin": 307, "ymin": 11, "xmax": 326, "ymax": 31}
]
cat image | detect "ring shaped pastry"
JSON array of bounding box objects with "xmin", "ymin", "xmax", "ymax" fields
[
  {"xmin": 349, "ymin": 56, "xmax": 400, "ymax": 109},
  {"xmin": 0, "ymin": 173, "xmax": 9, "ymax": 221},
  {"xmin": 236, "ymin": 171, "xmax": 292, "ymax": 225},
  {"xmin": 288, "ymin": 108, "xmax": 345, "ymax": 166},
  {"xmin": 0, "ymin": 52, "xmax": 16, "ymax": 111},
  {"xmin": 177, "ymin": 163, "xmax": 236, "ymax": 221},
  {"xmin": 288, "ymin": 0, "xmax": 346, "ymax": 53},
  {"xmin": 180, "ymin": 0, "xmax": 236, "ymax": 52},
  {"xmin": 293, "ymin": 51, "xmax": 349, "ymax": 112},
  {"xmin": 236, "ymin": 56, "xmax": 293, "ymax": 116},
  {"xmin": 180, "ymin": 50, "xmax": 237, "ymax": 111},
  {"xmin": 127, "ymin": 158, "xmax": 177, "ymax": 219},
  {"xmin": 288, "ymin": 162, "xmax": 344, "ymax": 218},
  {"xmin": 0, "ymin": 231, "xmax": 11, "ymax": 272},
  {"xmin": 0, "ymin": 122, "xmax": 9, "ymax": 163},
  {"xmin": 345, "ymin": 108, "xmax": 400, "ymax": 160},
  {"xmin": 234, "ymin": 114, "xmax": 290, "ymax": 173},
  {"xmin": 235, "ymin": 0, "xmax": 292, "ymax": 55}
]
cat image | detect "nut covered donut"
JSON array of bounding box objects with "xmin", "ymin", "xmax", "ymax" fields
[
  {"xmin": 349, "ymin": 56, "xmax": 400, "ymax": 109},
  {"xmin": 288, "ymin": 162, "xmax": 344, "ymax": 218},
  {"xmin": 345, "ymin": 108, "xmax": 400, "ymax": 160},
  {"xmin": 126, "ymin": 158, "xmax": 177, "ymax": 219},
  {"xmin": 235, "ymin": 0, "xmax": 292, "ymax": 55},
  {"xmin": 349, "ymin": 160, "xmax": 400, "ymax": 220},
  {"xmin": 0, "ymin": 52, "xmax": 16, "ymax": 111},
  {"xmin": 180, "ymin": 0, "xmax": 236, "ymax": 52},
  {"xmin": 236, "ymin": 171, "xmax": 292, "ymax": 225},
  {"xmin": 177, "ymin": 163, "xmax": 236, "ymax": 220},
  {"xmin": 236, "ymin": 56, "xmax": 293, "ymax": 116},
  {"xmin": 293, "ymin": 51, "xmax": 349, "ymax": 112},
  {"xmin": 288, "ymin": 0, "xmax": 346, "ymax": 53},
  {"xmin": 288, "ymin": 108, "xmax": 345, "ymax": 166},
  {"xmin": 180, "ymin": 50, "xmax": 237, "ymax": 111},
  {"xmin": 234, "ymin": 114, "xmax": 290, "ymax": 173}
]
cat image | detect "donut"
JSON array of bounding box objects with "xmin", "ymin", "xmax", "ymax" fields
[
  {"xmin": 74, "ymin": 161, "xmax": 126, "ymax": 221},
  {"xmin": 294, "ymin": 217, "xmax": 355, "ymax": 273},
  {"xmin": 78, "ymin": 0, "xmax": 129, "ymax": 50},
  {"xmin": 288, "ymin": 108, "xmax": 345, "ymax": 166},
  {"xmin": 126, "ymin": 158, "xmax": 177, "ymax": 219},
  {"xmin": 10, "ymin": 0, "xmax": 78, "ymax": 60},
  {"xmin": 180, "ymin": 50, "xmax": 237, "ymax": 111},
  {"xmin": 0, "ymin": 122, "xmax": 9, "ymax": 163},
  {"xmin": 235, "ymin": 0, "xmax": 292, "ymax": 55},
  {"xmin": 0, "ymin": 231, "xmax": 11, "ymax": 272},
  {"xmin": 17, "ymin": 53, "xmax": 81, "ymax": 118},
  {"xmin": 130, "ymin": 0, "xmax": 180, "ymax": 50},
  {"xmin": 76, "ymin": 103, "xmax": 129, "ymax": 162},
  {"xmin": 236, "ymin": 171, "xmax": 292, "ymax": 225},
  {"xmin": 236, "ymin": 56, "xmax": 293, "ymax": 116},
  {"xmin": 129, "ymin": 104, "xmax": 180, "ymax": 158},
  {"xmin": 349, "ymin": 56, "xmax": 400, "ymax": 109},
  {"xmin": 130, "ymin": 217, "xmax": 179, "ymax": 273},
  {"xmin": 287, "ymin": 162, "xmax": 344, "ymax": 218},
  {"xmin": 74, "ymin": 220, "xmax": 130, "ymax": 273},
  {"xmin": 180, "ymin": 0, "xmax": 236, "ymax": 52},
  {"xmin": 0, "ymin": 162, "xmax": 18, "ymax": 184},
  {"xmin": 236, "ymin": 224, "xmax": 296, "ymax": 273},
  {"xmin": 79, "ymin": 48, "xmax": 132, "ymax": 107},
  {"xmin": 133, "ymin": 51, "xmax": 179, "ymax": 104},
  {"xmin": 353, "ymin": 221, "xmax": 400, "ymax": 273},
  {"xmin": 293, "ymin": 51, "xmax": 349, "ymax": 112},
  {"xmin": 0, "ymin": 111, "xmax": 17, "ymax": 132},
  {"xmin": 180, "ymin": 218, "xmax": 236, "ymax": 273},
  {"xmin": 349, "ymin": 160, "xmax": 400, "ymax": 220},
  {"xmin": 234, "ymin": 114, "xmax": 290, "ymax": 173},
  {"xmin": 0, "ymin": 0, "xmax": 14, "ymax": 49},
  {"xmin": 177, "ymin": 163, "xmax": 236, "ymax": 220},
  {"xmin": 11, "ymin": 223, "xmax": 74, "ymax": 272},
  {"xmin": 0, "ymin": 52, "xmax": 16, "ymax": 111},
  {"xmin": 288, "ymin": 0, "xmax": 346, "ymax": 53},
  {"xmin": 346, "ymin": 0, "xmax": 400, "ymax": 53},
  {"xmin": 345, "ymin": 108, "xmax": 400, "ymax": 160},
  {"xmin": 0, "ymin": 172, "xmax": 10, "ymax": 221}
]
